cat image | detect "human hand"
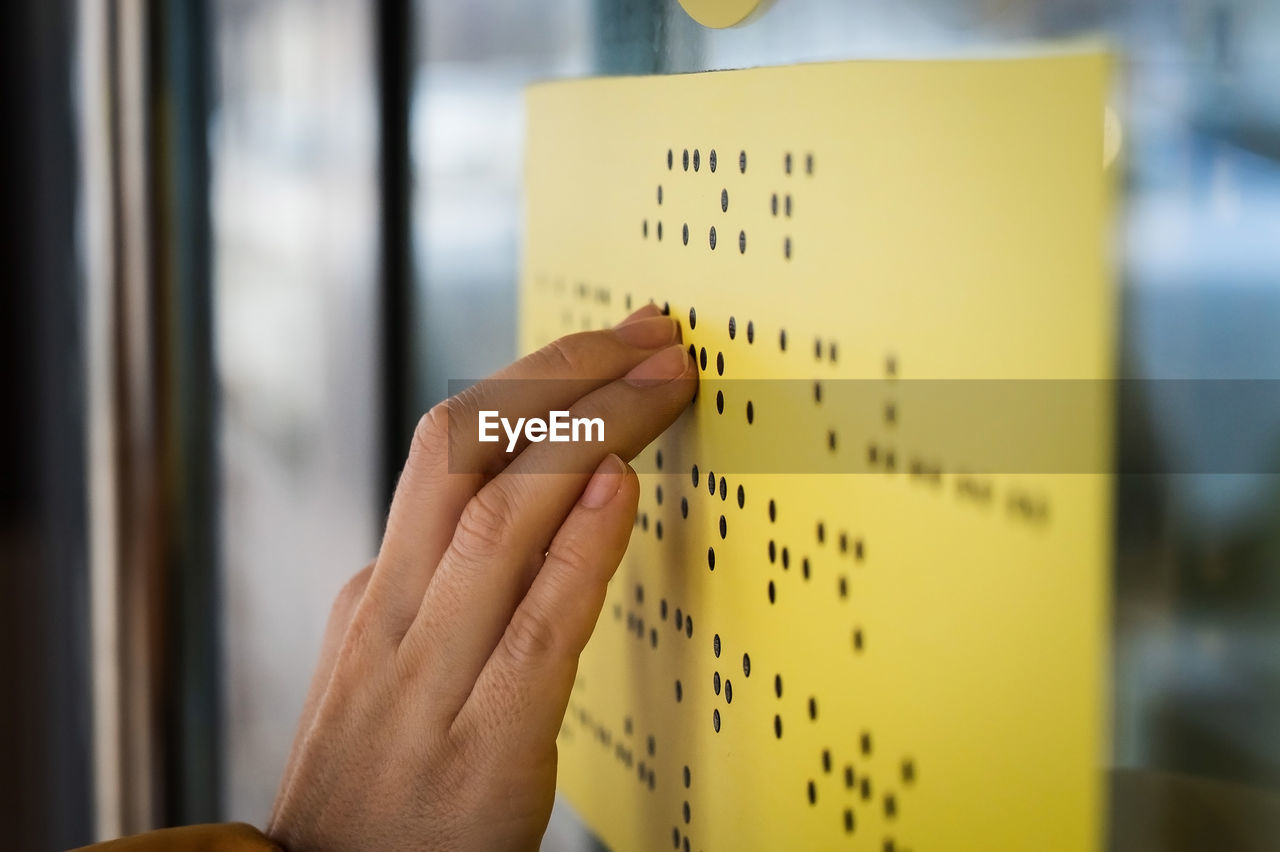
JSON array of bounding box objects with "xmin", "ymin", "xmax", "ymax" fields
[{"xmin": 268, "ymin": 303, "xmax": 695, "ymax": 851}]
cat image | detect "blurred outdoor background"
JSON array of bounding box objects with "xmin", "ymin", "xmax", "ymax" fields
[{"xmin": 2, "ymin": 0, "xmax": 1278, "ymax": 849}]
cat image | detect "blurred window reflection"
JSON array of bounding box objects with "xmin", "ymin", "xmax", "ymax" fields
[{"xmin": 211, "ymin": 0, "xmax": 381, "ymax": 824}]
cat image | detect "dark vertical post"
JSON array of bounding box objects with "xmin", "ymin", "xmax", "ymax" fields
[
  {"xmin": 379, "ymin": 0, "xmax": 414, "ymax": 505},
  {"xmin": 147, "ymin": 0, "xmax": 220, "ymax": 826},
  {"xmin": 0, "ymin": 0, "xmax": 95, "ymax": 847}
]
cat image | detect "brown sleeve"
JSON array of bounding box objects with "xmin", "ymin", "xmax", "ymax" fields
[{"xmin": 71, "ymin": 823, "xmax": 283, "ymax": 852}]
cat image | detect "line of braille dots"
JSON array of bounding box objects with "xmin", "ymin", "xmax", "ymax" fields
[{"xmin": 644, "ymin": 147, "xmax": 813, "ymax": 259}]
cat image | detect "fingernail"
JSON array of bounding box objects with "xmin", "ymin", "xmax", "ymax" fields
[
  {"xmin": 615, "ymin": 303, "xmax": 660, "ymax": 327},
  {"xmin": 614, "ymin": 315, "xmax": 680, "ymax": 349},
  {"xmin": 581, "ymin": 454, "xmax": 626, "ymax": 508},
  {"xmin": 624, "ymin": 344, "xmax": 690, "ymax": 386}
]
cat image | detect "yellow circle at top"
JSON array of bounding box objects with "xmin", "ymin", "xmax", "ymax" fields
[{"xmin": 677, "ymin": 0, "xmax": 771, "ymax": 28}]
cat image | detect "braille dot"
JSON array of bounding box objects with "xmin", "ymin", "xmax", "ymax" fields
[
  {"xmin": 774, "ymin": 674, "xmax": 783, "ymax": 697},
  {"xmin": 784, "ymin": 237, "xmax": 791, "ymax": 259},
  {"xmin": 661, "ymin": 599, "xmax": 668, "ymax": 619},
  {"xmin": 746, "ymin": 401, "xmax": 754, "ymax": 424},
  {"xmin": 719, "ymin": 477, "xmax": 727, "ymax": 501},
  {"xmin": 853, "ymin": 629, "xmax": 864, "ymax": 651},
  {"xmin": 860, "ymin": 732, "xmax": 872, "ymax": 755},
  {"xmin": 725, "ymin": 679, "xmax": 733, "ymax": 703},
  {"xmin": 682, "ymin": 838, "xmax": 689, "ymax": 852},
  {"xmin": 656, "ymin": 485, "xmax": 664, "ymax": 505},
  {"xmin": 683, "ymin": 149, "xmax": 689, "ymax": 170},
  {"xmin": 844, "ymin": 765, "xmax": 855, "ymax": 788},
  {"xmin": 675, "ymin": 680, "xmax": 683, "ymax": 702},
  {"xmin": 781, "ymin": 547, "xmax": 790, "ymax": 569},
  {"xmin": 806, "ymin": 153, "xmax": 814, "ymax": 174},
  {"xmin": 643, "ymin": 220, "xmax": 649, "ymax": 237},
  {"xmin": 768, "ymin": 541, "xmax": 776, "ymax": 563},
  {"xmin": 886, "ymin": 450, "xmax": 896, "ymax": 471},
  {"xmin": 688, "ymin": 306, "xmax": 697, "ymax": 329},
  {"xmin": 768, "ymin": 500, "xmax": 776, "ymax": 522},
  {"xmin": 728, "ymin": 316, "xmax": 737, "ymax": 339},
  {"xmin": 687, "ymin": 343, "xmax": 696, "ymax": 363},
  {"xmin": 886, "ymin": 354, "xmax": 897, "ymax": 376},
  {"xmin": 648, "ymin": 735, "xmax": 655, "ymax": 756},
  {"xmin": 807, "ymin": 780, "xmax": 816, "ymax": 805},
  {"xmin": 625, "ymin": 293, "xmax": 632, "ymax": 309},
  {"xmin": 779, "ymin": 329, "xmax": 787, "ymax": 351},
  {"xmin": 708, "ymin": 471, "xmax": 716, "ymax": 495},
  {"xmin": 682, "ymin": 223, "xmax": 689, "ymax": 245},
  {"xmin": 747, "ymin": 321, "xmax": 755, "ymax": 343},
  {"xmin": 700, "ymin": 347, "xmax": 708, "ymax": 370},
  {"xmin": 691, "ymin": 464, "xmax": 699, "ymax": 487},
  {"xmin": 715, "ymin": 390, "xmax": 724, "ymax": 414},
  {"xmin": 885, "ymin": 795, "xmax": 897, "ymax": 818},
  {"xmin": 709, "ymin": 149, "xmax": 717, "ymax": 172},
  {"xmin": 656, "ymin": 449, "xmax": 664, "ymax": 470},
  {"xmin": 785, "ymin": 195, "xmax": 792, "ymax": 217},
  {"xmin": 649, "ymin": 768, "xmax": 656, "ymax": 789},
  {"xmin": 785, "ymin": 152, "xmax": 793, "ymax": 174},
  {"xmin": 739, "ymin": 150, "xmax": 746, "ymax": 172},
  {"xmin": 656, "ymin": 221, "xmax": 663, "ymax": 241},
  {"xmin": 828, "ymin": 430, "xmax": 838, "ymax": 451},
  {"xmin": 742, "ymin": 653, "xmax": 751, "ymax": 677},
  {"xmin": 838, "ymin": 576, "xmax": 848, "ymax": 598},
  {"xmin": 822, "ymin": 749, "xmax": 832, "ymax": 773},
  {"xmin": 684, "ymin": 765, "xmax": 691, "ymax": 787},
  {"xmin": 817, "ymin": 522, "xmax": 825, "ymax": 543},
  {"xmin": 713, "ymin": 634, "xmax": 721, "ymax": 657},
  {"xmin": 885, "ymin": 403, "xmax": 896, "ymax": 424},
  {"xmin": 693, "ymin": 149, "xmax": 701, "ymax": 171},
  {"xmin": 662, "ymin": 301, "xmax": 670, "ymax": 315},
  {"xmin": 713, "ymin": 709, "xmax": 721, "ymax": 732},
  {"xmin": 707, "ymin": 547, "xmax": 715, "ymax": 570},
  {"xmin": 814, "ymin": 338, "xmax": 823, "ymax": 359},
  {"xmin": 721, "ymin": 188, "xmax": 728, "ymax": 212},
  {"xmin": 680, "ymin": 497, "xmax": 688, "ymax": 518},
  {"xmin": 801, "ymin": 557, "xmax": 809, "ymax": 578},
  {"xmin": 650, "ymin": 628, "xmax": 658, "ymax": 647},
  {"xmin": 884, "ymin": 840, "xmax": 895, "ymax": 852},
  {"xmin": 814, "ymin": 381, "xmax": 822, "ymax": 403},
  {"xmin": 641, "ymin": 514, "xmax": 649, "ymax": 531},
  {"xmin": 770, "ymin": 193, "xmax": 778, "ymax": 216},
  {"xmin": 768, "ymin": 580, "xmax": 776, "ymax": 603},
  {"xmin": 719, "ymin": 515, "xmax": 727, "ymax": 539},
  {"xmin": 829, "ymin": 341, "xmax": 837, "ymax": 362},
  {"xmin": 902, "ymin": 760, "xmax": 915, "ymax": 784},
  {"xmin": 736, "ymin": 484, "xmax": 744, "ymax": 508},
  {"xmin": 839, "ymin": 532, "xmax": 848, "ymax": 553},
  {"xmin": 716, "ymin": 352, "xmax": 724, "ymax": 376},
  {"xmin": 658, "ymin": 185, "xmax": 664, "ymax": 204},
  {"xmin": 683, "ymin": 801, "xmax": 691, "ymax": 824},
  {"xmin": 673, "ymin": 828, "xmax": 679, "ymax": 849},
  {"xmin": 808, "ymin": 697, "xmax": 817, "ymax": 720},
  {"xmin": 709, "ymin": 226, "xmax": 717, "ymax": 250},
  {"xmin": 861, "ymin": 778, "xmax": 872, "ymax": 800},
  {"xmin": 738, "ymin": 230, "xmax": 746, "ymax": 254},
  {"xmin": 844, "ymin": 809, "xmax": 855, "ymax": 833},
  {"xmin": 667, "ymin": 149, "xmax": 673, "ymax": 170},
  {"xmin": 774, "ymin": 715, "xmax": 783, "ymax": 738}
]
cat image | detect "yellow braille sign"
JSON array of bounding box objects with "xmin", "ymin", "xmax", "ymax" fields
[{"xmin": 522, "ymin": 53, "xmax": 1113, "ymax": 851}]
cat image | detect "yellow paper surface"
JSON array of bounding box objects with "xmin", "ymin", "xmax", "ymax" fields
[{"xmin": 522, "ymin": 54, "xmax": 1112, "ymax": 851}]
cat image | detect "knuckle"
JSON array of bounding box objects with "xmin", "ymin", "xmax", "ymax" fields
[
  {"xmin": 539, "ymin": 334, "xmax": 586, "ymax": 375},
  {"xmin": 452, "ymin": 487, "xmax": 516, "ymax": 557},
  {"xmin": 547, "ymin": 537, "xmax": 596, "ymax": 581},
  {"xmin": 503, "ymin": 602, "xmax": 561, "ymax": 669},
  {"xmin": 411, "ymin": 402, "xmax": 452, "ymax": 462}
]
